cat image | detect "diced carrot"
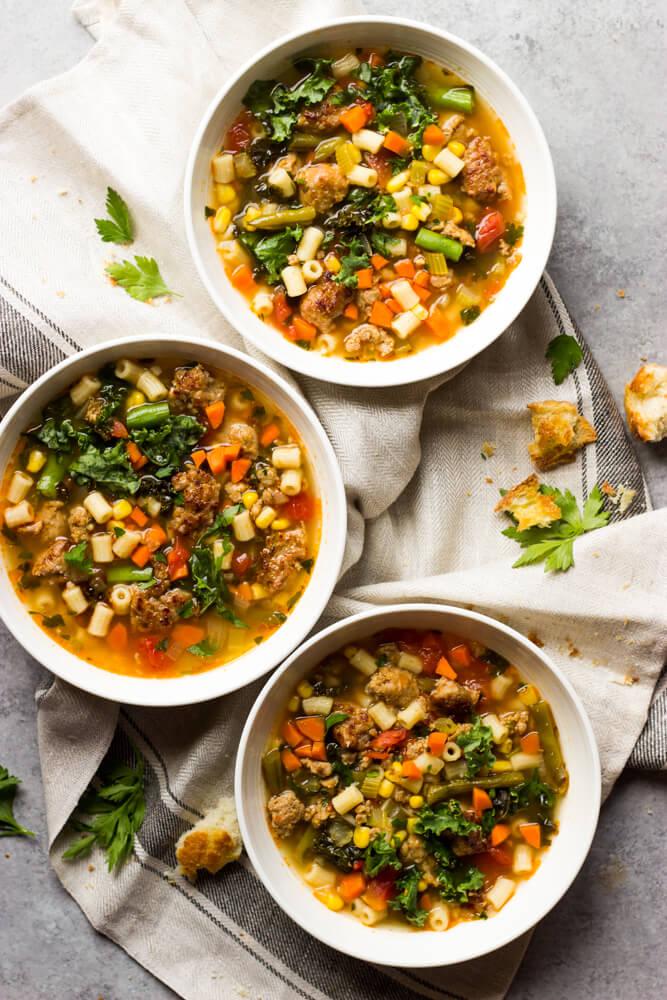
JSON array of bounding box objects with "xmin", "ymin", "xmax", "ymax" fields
[
  {"xmin": 205, "ymin": 400, "xmax": 225, "ymax": 429},
  {"xmin": 436, "ymin": 656, "xmax": 457, "ymax": 679},
  {"xmin": 413, "ymin": 269, "xmax": 431, "ymax": 287},
  {"xmin": 295, "ymin": 715, "xmax": 326, "ymax": 742},
  {"xmin": 207, "ymin": 445, "xmax": 227, "ymax": 476},
  {"xmin": 230, "ymin": 263, "xmax": 256, "ymax": 294},
  {"xmin": 367, "ymin": 52, "xmax": 383, "ymax": 68},
  {"xmin": 369, "ymin": 300, "xmax": 394, "ymax": 328},
  {"xmin": 281, "ymin": 748, "xmax": 301, "ymax": 772},
  {"xmin": 343, "ymin": 304, "xmax": 359, "ymax": 320},
  {"xmin": 449, "ymin": 644, "xmax": 472, "ymax": 668},
  {"xmin": 222, "ymin": 443, "xmax": 241, "ymax": 461},
  {"xmin": 169, "ymin": 562, "xmax": 188, "ymax": 582},
  {"xmin": 282, "ymin": 720, "xmax": 302, "ymax": 747},
  {"xmin": 370, "ymin": 254, "xmax": 388, "ymax": 270},
  {"xmin": 107, "ymin": 622, "xmax": 128, "ymax": 652},
  {"xmin": 273, "ymin": 289, "xmax": 292, "ymax": 325},
  {"xmin": 129, "ymin": 506, "xmax": 148, "ymax": 527},
  {"xmin": 423, "ymin": 124, "xmax": 447, "ymax": 145},
  {"xmin": 339, "ymin": 103, "xmax": 370, "ymax": 133},
  {"xmin": 491, "ymin": 824, "xmax": 511, "ymax": 847},
  {"xmin": 191, "ymin": 449, "xmax": 207, "ymax": 468},
  {"xmin": 131, "ymin": 544, "xmax": 151, "ymax": 568},
  {"xmin": 110, "ymin": 419, "xmax": 128, "ymax": 438},
  {"xmin": 126, "ymin": 441, "xmax": 147, "ymax": 470},
  {"xmin": 292, "ymin": 315, "xmax": 317, "ymax": 342},
  {"xmin": 425, "ymin": 309, "xmax": 451, "ymax": 341},
  {"xmin": 167, "ymin": 536, "xmax": 190, "ymax": 581},
  {"xmin": 411, "ymin": 281, "xmax": 432, "ymax": 301},
  {"xmin": 520, "ymin": 732, "xmax": 542, "ymax": 754},
  {"xmin": 354, "ymin": 268, "xmax": 373, "ymax": 290},
  {"xmin": 236, "ymin": 581, "xmax": 253, "ymax": 602},
  {"xmin": 386, "ymin": 298, "xmax": 402, "ymax": 314},
  {"xmin": 383, "ymin": 130, "xmax": 411, "ymax": 155},
  {"xmin": 309, "ymin": 741, "xmax": 327, "ymax": 761},
  {"xmin": 144, "ymin": 523, "xmax": 167, "ymax": 552},
  {"xmin": 260, "ymin": 423, "xmax": 280, "ymax": 447},
  {"xmin": 520, "ymin": 823, "xmax": 541, "ymax": 849},
  {"xmin": 427, "ymin": 731, "xmax": 448, "ymax": 756},
  {"xmin": 378, "ymin": 281, "xmax": 394, "ymax": 298},
  {"xmin": 419, "ymin": 891, "xmax": 434, "ymax": 910},
  {"xmin": 339, "ymin": 872, "xmax": 366, "ymax": 902},
  {"xmin": 401, "ymin": 759, "xmax": 422, "ymax": 779},
  {"xmin": 172, "ymin": 623, "xmax": 205, "ymax": 648},
  {"xmin": 394, "ymin": 258, "xmax": 416, "ymax": 278},
  {"xmin": 473, "ymin": 787, "xmax": 493, "ymax": 817},
  {"xmin": 231, "ymin": 458, "xmax": 251, "ymax": 483},
  {"xmin": 293, "ymin": 742, "xmax": 313, "ymax": 758}
]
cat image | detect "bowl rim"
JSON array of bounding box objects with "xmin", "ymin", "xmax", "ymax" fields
[
  {"xmin": 184, "ymin": 14, "xmax": 557, "ymax": 388},
  {"xmin": 235, "ymin": 602, "xmax": 601, "ymax": 965},
  {"xmin": 0, "ymin": 333, "xmax": 347, "ymax": 706}
]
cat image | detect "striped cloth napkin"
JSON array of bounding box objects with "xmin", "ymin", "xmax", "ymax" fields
[{"xmin": 1, "ymin": 2, "xmax": 665, "ymax": 999}]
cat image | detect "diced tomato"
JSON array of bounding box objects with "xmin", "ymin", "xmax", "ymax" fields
[
  {"xmin": 285, "ymin": 491, "xmax": 314, "ymax": 521},
  {"xmin": 476, "ymin": 210, "xmax": 506, "ymax": 253},
  {"xmin": 167, "ymin": 537, "xmax": 190, "ymax": 581},
  {"xmin": 364, "ymin": 149, "xmax": 394, "ymax": 189},
  {"xmin": 474, "ymin": 846, "xmax": 513, "ymax": 881},
  {"xmin": 138, "ymin": 636, "xmax": 169, "ymax": 671},
  {"xmin": 364, "ymin": 867, "xmax": 398, "ymax": 911},
  {"xmin": 370, "ymin": 728, "xmax": 408, "ymax": 751},
  {"xmin": 273, "ymin": 290, "xmax": 292, "ymax": 325},
  {"xmin": 232, "ymin": 550, "xmax": 252, "ymax": 579},
  {"xmin": 225, "ymin": 110, "xmax": 255, "ymax": 152}
]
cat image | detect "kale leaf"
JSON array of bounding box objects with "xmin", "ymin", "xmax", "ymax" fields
[
  {"xmin": 456, "ymin": 717, "xmax": 496, "ymax": 777},
  {"xmin": 364, "ymin": 832, "xmax": 403, "ymax": 877},
  {"xmin": 415, "ymin": 800, "xmax": 480, "ymax": 838},
  {"xmin": 336, "ymin": 236, "xmax": 370, "ymax": 287},
  {"xmin": 239, "ymin": 226, "xmax": 303, "ymax": 284},
  {"xmin": 34, "ymin": 418, "xmax": 91, "ymax": 455},
  {"xmin": 70, "ymin": 441, "xmax": 141, "ymax": 495},
  {"xmin": 243, "ymin": 58, "xmax": 335, "ymax": 143},
  {"xmin": 354, "ymin": 53, "xmax": 436, "ymax": 146},
  {"xmin": 389, "ymin": 867, "xmax": 429, "ymax": 926},
  {"xmin": 189, "ymin": 543, "xmax": 246, "ymax": 628},
  {"xmin": 129, "ymin": 414, "xmax": 204, "ymax": 474}
]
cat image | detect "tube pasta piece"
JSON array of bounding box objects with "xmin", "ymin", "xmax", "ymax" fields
[
  {"xmin": 88, "ymin": 602, "xmax": 114, "ymax": 638},
  {"xmin": 70, "ymin": 374, "xmax": 101, "ymax": 407}
]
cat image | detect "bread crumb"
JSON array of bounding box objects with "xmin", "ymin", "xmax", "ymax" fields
[
  {"xmin": 481, "ymin": 441, "xmax": 496, "ymax": 457},
  {"xmin": 30, "ymin": 176, "xmax": 37, "ymax": 183},
  {"xmin": 617, "ymin": 289, "xmax": 625, "ymax": 298},
  {"xmin": 601, "ymin": 481, "xmax": 616, "ymax": 496},
  {"xmin": 607, "ymin": 484, "xmax": 637, "ymax": 513},
  {"xmin": 485, "ymin": 477, "xmax": 493, "ymax": 484},
  {"xmin": 58, "ymin": 189, "xmax": 68, "ymax": 196},
  {"xmin": 624, "ymin": 363, "xmax": 667, "ymax": 442},
  {"xmin": 622, "ymin": 582, "xmax": 630, "ymax": 590},
  {"xmin": 56, "ymin": 290, "xmax": 66, "ymax": 298},
  {"xmin": 495, "ymin": 474, "xmax": 562, "ymax": 531},
  {"xmin": 175, "ymin": 795, "xmax": 242, "ymax": 882},
  {"xmin": 594, "ymin": 304, "xmax": 600, "ymax": 311},
  {"xmin": 88, "ymin": 864, "xmax": 95, "ymax": 871},
  {"xmin": 4, "ymin": 853, "xmax": 9, "ymax": 858},
  {"xmin": 527, "ymin": 631, "xmax": 544, "ymax": 647}
]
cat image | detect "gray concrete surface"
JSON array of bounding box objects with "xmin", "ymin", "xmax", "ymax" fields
[{"xmin": 1, "ymin": 1, "xmax": 665, "ymax": 998}]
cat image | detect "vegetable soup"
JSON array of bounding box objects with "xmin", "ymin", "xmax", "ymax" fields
[
  {"xmin": 0, "ymin": 357, "xmax": 319, "ymax": 678},
  {"xmin": 209, "ymin": 48, "xmax": 524, "ymax": 362},
  {"xmin": 263, "ymin": 629, "xmax": 566, "ymax": 930}
]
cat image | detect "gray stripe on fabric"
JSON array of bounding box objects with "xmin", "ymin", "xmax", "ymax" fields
[
  {"xmin": 120, "ymin": 709, "xmax": 205, "ymax": 817},
  {"xmin": 0, "ymin": 290, "xmax": 68, "ymax": 390},
  {"xmin": 0, "ymin": 272, "xmax": 79, "ymax": 349},
  {"xmin": 628, "ymin": 672, "xmax": 667, "ymax": 770}
]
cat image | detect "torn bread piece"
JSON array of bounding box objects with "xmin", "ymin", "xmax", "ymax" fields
[
  {"xmin": 175, "ymin": 795, "xmax": 241, "ymax": 882},
  {"xmin": 527, "ymin": 400, "xmax": 597, "ymax": 470},
  {"xmin": 624, "ymin": 363, "xmax": 667, "ymax": 442},
  {"xmin": 494, "ymin": 474, "xmax": 562, "ymax": 531}
]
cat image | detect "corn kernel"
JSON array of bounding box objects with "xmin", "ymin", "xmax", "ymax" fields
[
  {"xmin": 518, "ymin": 684, "xmax": 539, "ymax": 706},
  {"xmin": 386, "ymin": 170, "xmax": 410, "ymax": 193},
  {"xmin": 409, "ymin": 795, "xmax": 424, "ymax": 809},
  {"xmin": 390, "ymin": 761, "xmax": 402, "ymax": 774},
  {"xmin": 422, "ymin": 143, "xmax": 440, "ymax": 161},
  {"xmin": 324, "ymin": 253, "xmax": 341, "ymax": 274},
  {"xmin": 492, "ymin": 760, "xmax": 512, "ymax": 772},
  {"xmin": 297, "ymin": 680, "xmax": 313, "ymax": 699},
  {"xmin": 407, "ymin": 817, "xmax": 420, "ymax": 834},
  {"xmin": 271, "ymin": 517, "xmax": 291, "ymax": 531},
  {"xmin": 251, "ymin": 583, "xmax": 269, "ymax": 601},
  {"xmin": 400, "ymin": 213, "xmax": 419, "ymax": 231},
  {"xmin": 411, "ymin": 201, "xmax": 431, "ymax": 222},
  {"xmin": 255, "ymin": 506, "xmax": 276, "ymax": 530},
  {"xmin": 216, "ymin": 183, "xmax": 236, "ymax": 205},
  {"xmin": 242, "ymin": 489, "xmax": 259, "ymax": 509},
  {"xmin": 315, "ymin": 888, "xmax": 344, "ymax": 911},
  {"xmin": 112, "ymin": 499, "xmax": 132, "ymax": 519},
  {"xmin": 450, "ymin": 206, "xmax": 463, "ymax": 224},
  {"xmin": 287, "ymin": 695, "xmax": 300, "ymax": 712},
  {"xmin": 448, "ymin": 140, "xmax": 466, "ymax": 158},
  {"xmin": 417, "ymin": 879, "xmax": 427, "ymax": 892},
  {"xmin": 353, "ymin": 826, "xmax": 371, "ymax": 849},
  {"xmin": 126, "ymin": 389, "xmax": 146, "ymax": 409},
  {"xmin": 427, "ymin": 168, "xmax": 448, "ymax": 185},
  {"xmin": 379, "ymin": 779, "xmax": 395, "ymax": 798},
  {"xmin": 26, "ymin": 449, "xmax": 47, "ymax": 473},
  {"xmin": 393, "ymin": 830, "xmax": 407, "ymax": 844},
  {"xmin": 108, "ymin": 520, "xmax": 125, "ymax": 533},
  {"xmin": 213, "ymin": 206, "xmax": 231, "ymax": 233}
]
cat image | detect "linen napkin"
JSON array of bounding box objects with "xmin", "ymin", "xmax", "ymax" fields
[{"xmin": 0, "ymin": 2, "xmax": 665, "ymax": 999}]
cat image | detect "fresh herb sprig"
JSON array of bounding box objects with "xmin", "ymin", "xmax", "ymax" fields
[
  {"xmin": 94, "ymin": 187, "xmax": 134, "ymax": 244},
  {"xmin": 0, "ymin": 766, "xmax": 35, "ymax": 839},
  {"xmin": 545, "ymin": 334, "xmax": 583, "ymax": 385},
  {"xmin": 106, "ymin": 256, "xmax": 181, "ymax": 303}
]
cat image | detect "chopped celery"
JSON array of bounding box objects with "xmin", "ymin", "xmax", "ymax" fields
[
  {"xmin": 423, "ymin": 251, "xmax": 448, "ymax": 276},
  {"xmin": 335, "ymin": 142, "xmax": 361, "ymax": 175},
  {"xmin": 233, "ymin": 151, "xmax": 256, "ymax": 178},
  {"xmin": 433, "ymin": 716, "xmax": 457, "ymax": 734},
  {"xmin": 361, "ymin": 768, "xmax": 383, "ymax": 798},
  {"xmin": 431, "ymin": 193, "xmax": 454, "ymax": 222},
  {"xmin": 409, "ymin": 160, "xmax": 427, "ymax": 185},
  {"xmin": 261, "ymin": 747, "xmax": 284, "ymax": 795}
]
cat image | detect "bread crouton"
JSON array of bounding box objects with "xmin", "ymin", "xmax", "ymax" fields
[
  {"xmin": 527, "ymin": 400, "xmax": 597, "ymax": 470},
  {"xmin": 624, "ymin": 363, "xmax": 667, "ymax": 442},
  {"xmin": 175, "ymin": 795, "xmax": 241, "ymax": 882},
  {"xmin": 495, "ymin": 474, "xmax": 562, "ymax": 531}
]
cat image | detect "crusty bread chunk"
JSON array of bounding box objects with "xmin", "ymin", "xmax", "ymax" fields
[
  {"xmin": 527, "ymin": 400, "xmax": 597, "ymax": 470},
  {"xmin": 624, "ymin": 363, "xmax": 667, "ymax": 442},
  {"xmin": 175, "ymin": 795, "xmax": 241, "ymax": 882},
  {"xmin": 495, "ymin": 474, "xmax": 562, "ymax": 531}
]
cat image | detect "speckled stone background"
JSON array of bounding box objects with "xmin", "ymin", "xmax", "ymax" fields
[{"xmin": 1, "ymin": 2, "xmax": 665, "ymax": 998}]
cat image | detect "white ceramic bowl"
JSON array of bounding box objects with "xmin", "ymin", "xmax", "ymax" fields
[
  {"xmin": 236, "ymin": 604, "xmax": 600, "ymax": 966},
  {"xmin": 0, "ymin": 334, "xmax": 346, "ymax": 706},
  {"xmin": 185, "ymin": 16, "xmax": 556, "ymax": 388}
]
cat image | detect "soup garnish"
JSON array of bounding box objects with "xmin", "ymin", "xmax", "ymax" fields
[
  {"xmin": 209, "ymin": 49, "xmax": 524, "ymax": 362},
  {"xmin": 1, "ymin": 358, "xmax": 319, "ymax": 678},
  {"xmin": 263, "ymin": 630, "xmax": 566, "ymax": 929}
]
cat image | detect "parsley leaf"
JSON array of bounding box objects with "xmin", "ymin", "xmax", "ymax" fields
[
  {"xmin": 106, "ymin": 256, "xmax": 181, "ymax": 302},
  {"xmin": 389, "ymin": 867, "xmax": 429, "ymax": 926},
  {"xmin": 461, "ymin": 306, "xmax": 481, "ymax": 325},
  {"xmin": 456, "ymin": 717, "xmax": 496, "ymax": 777},
  {"xmin": 0, "ymin": 766, "xmax": 35, "ymax": 838},
  {"xmin": 94, "ymin": 187, "xmax": 133, "ymax": 244},
  {"xmin": 364, "ymin": 833, "xmax": 403, "ymax": 877},
  {"xmin": 336, "ymin": 236, "xmax": 370, "ymax": 287},
  {"xmin": 187, "ymin": 637, "xmax": 219, "ymax": 657},
  {"xmin": 62, "ymin": 744, "xmax": 145, "ymax": 872},
  {"xmin": 545, "ymin": 334, "xmax": 583, "ymax": 385},
  {"xmin": 239, "ymin": 226, "xmax": 303, "ymax": 284},
  {"xmin": 504, "ymin": 222, "xmax": 524, "ymax": 246},
  {"xmin": 70, "ymin": 441, "xmax": 141, "ymax": 495},
  {"xmin": 370, "ymin": 231, "xmax": 400, "ymax": 257},
  {"xmin": 64, "ymin": 541, "xmax": 92, "ymax": 575},
  {"xmin": 154, "ymin": 638, "xmax": 169, "ymax": 651},
  {"xmin": 502, "ymin": 484, "xmax": 609, "ymax": 572}
]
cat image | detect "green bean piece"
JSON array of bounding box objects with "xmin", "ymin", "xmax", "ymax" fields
[
  {"xmin": 532, "ymin": 701, "xmax": 567, "ymax": 787},
  {"xmin": 261, "ymin": 747, "xmax": 284, "ymax": 795},
  {"xmin": 313, "ymin": 136, "xmax": 345, "ymax": 163},
  {"xmin": 248, "ymin": 207, "xmax": 317, "ymax": 230},
  {"xmin": 36, "ymin": 453, "xmax": 66, "ymax": 498},
  {"xmin": 289, "ymin": 132, "xmax": 321, "ymax": 150},
  {"xmin": 125, "ymin": 400, "xmax": 170, "ymax": 429},
  {"xmin": 105, "ymin": 565, "xmax": 154, "ymax": 584},
  {"xmin": 426, "ymin": 771, "xmax": 525, "ymax": 805},
  {"xmin": 426, "ymin": 85, "xmax": 475, "ymax": 114},
  {"xmin": 415, "ymin": 227, "xmax": 463, "ymax": 261}
]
